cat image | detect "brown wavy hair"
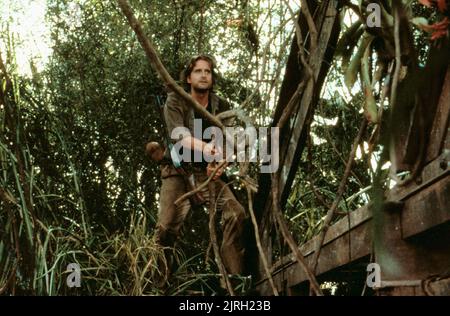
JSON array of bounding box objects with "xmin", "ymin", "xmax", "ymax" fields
[{"xmin": 180, "ymin": 55, "xmax": 217, "ymax": 90}]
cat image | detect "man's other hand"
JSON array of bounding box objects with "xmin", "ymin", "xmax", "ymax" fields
[{"xmin": 207, "ymin": 162, "xmax": 225, "ymax": 181}]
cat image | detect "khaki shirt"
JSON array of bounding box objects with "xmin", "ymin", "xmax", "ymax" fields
[
  {"xmin": 164, "ymin": 91, "xmax": 230, "ymax": 139},
  {"xmin": 161, "ymin": 91, "xmax": 230, "ymax": 177}
]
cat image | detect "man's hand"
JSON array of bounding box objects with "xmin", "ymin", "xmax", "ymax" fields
[
  {"xmin": 203, "ymin": 142, "xmax": 216, "ymax": 158},
  {"xmin": 203, "ymin": 142, "xmax": 223, "ymax": 161},
  {"xmin": 206, "ymin": 162, "xmax": 227, "ymax": 181}
]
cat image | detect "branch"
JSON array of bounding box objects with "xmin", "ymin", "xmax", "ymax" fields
[
  {"xmin": 319, "ymin": 115, "xmax": 364, "ymax": 187},
  {"xmin": 240, "ymin": 14, "xmax": 296, "ymax": 110},
  {"xmin": 208, "ymin": 181, "xmax": 235, "ymax": 296},
  {"xmin": 277, "ymin": 0, "xmax": 319, "ymax": 131},
  {"xmin": 299, "ymin": 0, "xmax": 318, "ymax": 57},
  {"xmin": 173, "ymin": 160, "xmax": 228, "ymax": 207},
  {"xmin": 387, "ymin": 3, "xmax": 405, "ymax": 185},
  {"xmin": 389, "ymin": 4, "xmax": 402, "ymax": 119},
  {"xmin": 282, "ymin": 0, "xmax": 313, "ymax": 79},
  {"xmin": 340, "ymin": 0, "xmax": 365, "ymax": 22},
  {"xmin": 246, "ymin": 186, "xmax": 279, "ymax": 296},
  {"xmin": 271, "ymin": 173, "xmax": 323, "ymax": 296},
  {"xmin": 0, "ymin": 263, "xmax": 17, "ymax": 295},
  {"xmin": 310, "ymin": 118, "xmax": 368, "ymax": 273},
  {"xmin": 264, "ymin": 1, "xmax": 322, "ymax": 294},
  {"xmin": 117, "ymin": 0, "xmax": 225, "ymax": 130}
]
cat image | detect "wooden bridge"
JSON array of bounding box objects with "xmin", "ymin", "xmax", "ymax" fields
[{"xmin": 252, "ymin": 0, "xmax": 450, "ymax": 296}]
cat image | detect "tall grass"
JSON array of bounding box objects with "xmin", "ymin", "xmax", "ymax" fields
[{"xmin": 0, "ymin": 43, "xmax": 223, "ymax": 296}]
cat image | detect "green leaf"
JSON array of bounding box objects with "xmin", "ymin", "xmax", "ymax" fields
[
  {"xmin": 361, "ymin": 37, "xmax": 378, "ymax": 124},
  {"xmin": 411, "ymin": 17, "xmax": 430, "ymax": 30},
  {"xmin": 344, "ymin": 34, "xmax": 373, "ymax": 91}
]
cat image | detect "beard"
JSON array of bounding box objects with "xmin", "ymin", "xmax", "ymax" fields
[{"xmin": 192, "ymin": 86, "xmax": 211, "ymax": 93}]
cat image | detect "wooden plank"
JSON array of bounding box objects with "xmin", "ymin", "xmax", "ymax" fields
[
  {"xmin": 323, "ymin": 205, "xmax": 371, "ymax": 245},
  {"xmin": 316, "ymin": 233, "xmax": 351, "ymax": 275},
  {"xmin": 275, "ymin": 226, "xmax": 371, "ymax": 289},
  {"xmin": 350, "ymin": 219, "xmax": 373, "ymax": 262},
  {"xmin": 388, "ymin": 151, "xmax": 450, "ymax": 202},
  {"xmin": 255, "ymin": 203, "xmax": 372, "ymax": 292},
  {"xmin": 376, "ymin": 277, "xmax": 450, "ymax": 296},
  {"xmin": 426, "ymin": 65, "xmax": 450, "ymax": 162},
  {"xmin": 268, "ymin": 204, "xmax": 371, "ymax": 273},
  {"xmin": 376, "ymin": 183, "xmax": 450, "ymax": 284},
  {"xmin": 255, "ymin": 173, "xmax": 450, "ymax": 294},
  {"xmin": 401, "ymin": 175, "xmax": 450, "ymax": 239}
]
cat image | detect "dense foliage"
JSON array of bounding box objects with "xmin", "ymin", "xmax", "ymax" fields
[
  {"xmin": 0, "ymin": 0, "xmax": 294, "ymax": 295},
  {"xmin": 1, "ymin": 0, "xmax": 447, "ymax": 295}
]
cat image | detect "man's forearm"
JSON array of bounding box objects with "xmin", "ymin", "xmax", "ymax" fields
[{"xmin": 181, "ymin": 136, "xmax": 206, "ymax": 153}]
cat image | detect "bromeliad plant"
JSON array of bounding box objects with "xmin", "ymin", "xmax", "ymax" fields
[{"xmin": 337, "ymin": 0, "xmax": 448, "ymax": 126}]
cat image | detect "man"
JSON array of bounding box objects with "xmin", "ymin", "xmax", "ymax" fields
[{"xmin": 155, "ymin": 55, "xmax": 246, "ymax": 280}]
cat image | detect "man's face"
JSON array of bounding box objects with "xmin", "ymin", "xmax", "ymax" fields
[{"xmin": 187, "ymin": 59, "xmax": 213, "ymax": 93}]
